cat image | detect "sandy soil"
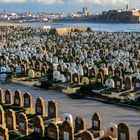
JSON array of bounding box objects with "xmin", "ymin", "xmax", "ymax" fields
[
  {"xmin": 0, "ymin": 82, "xmax": 139, "ymax": 139},
  {"xmin": 0, "ymin": 22, "xmax": 26, "ymax": 26}
]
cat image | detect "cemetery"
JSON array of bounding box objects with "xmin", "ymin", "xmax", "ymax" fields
[
  {"xmin": 0, "ymin": 25, "xmax": 140, "ymax": 139},
  {"xmin": 0, "ymin": 25, "xmax": 140, "ymax": 106},
  {"xmin": 0, "ymin": 87, "xmax": 140, "ymax": 140}
]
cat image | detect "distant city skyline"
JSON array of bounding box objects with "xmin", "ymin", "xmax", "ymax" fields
[{"xmin": 0, "ymin": 0, "xmax": 140, "ymax": 13}]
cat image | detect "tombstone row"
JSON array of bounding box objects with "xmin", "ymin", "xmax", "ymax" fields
[{"xmin": 1, "ymin": 108, "xmax": 140, "ymax": 140}]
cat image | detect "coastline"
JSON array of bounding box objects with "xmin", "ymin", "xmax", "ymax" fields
[{"xmin": 0, "ymin": 21, "xmax": 140, "ymax": 32}]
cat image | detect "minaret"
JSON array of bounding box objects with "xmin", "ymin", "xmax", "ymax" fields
[{"xmin": 126, "ymin": 0, "xmax": 129, "ymax": 11}]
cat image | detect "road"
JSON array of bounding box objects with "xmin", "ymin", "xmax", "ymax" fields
[{"xmin": 0, "ymin": 82, "xmax": 140, "ymax": 139}]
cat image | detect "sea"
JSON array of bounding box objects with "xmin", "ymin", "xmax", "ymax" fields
[{"xmin": 25, "ymin": 22, "xmax": 140, "ymax": 32}]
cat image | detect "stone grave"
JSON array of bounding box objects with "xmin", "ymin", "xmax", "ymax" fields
[
  {"xmin": 35, "ymin": 97, "xmax": 45, "ymax": 116},
  {"xmin": 107, "ymin": 123, "xmax": 117, "ymax": 139},
  {"xmin": 6, "ymin": 109, "xmax": 16, "ymax": 130},
  {"xmin": 81, "ymin": 131, "xmax": 94, "ymax": 140},
  {"xmin": 75, "ymin": 117, "xmax": 86, "ymax": 133},
  {"xmin": 0, "ymin": 106, "xmax": 6, "ymax": 127},
  {"xmin": 5, "ymin": 90, "xmax": 13, "ymax": 105},
  {"xmin": 61, "ymin": 120, "xmax": 74, "ymax": 140},
  {"xmin": 125, "ymin": 76, "xmax": 132, "ymax": 90},
  {"xmin": 0, "ymin": 126, "xmax": 9, "ymax": 140},
  {"xmin": 34, "ymin": 116, "xmax": 45, "ymax": 137},
  {"xmin": 47, "ymin": 122, "xmax": 59, "ymax": 140},
  {"xmin": 48, "ymin": 101, "xmax": 60, "ymax": 122},
  {"xmin": 0, "ymin": 88, "xmax": 4, "ymax": 104},
  {"xmin": 117, "ymin": 123, "xmax": 131, "ymax": 140},
  {"xmin": 18, "ymin": 113, "xmax": 29, "ymax": 135},
  {"xmin": 115, "ymin": 77, "xmax": 123, "ymax": 89},
  {"xmin": 72, "ymin": 73, "xmax": 80, "ymax": 84},
  {"xmin": 14, "ymin": 90, "xmax": 23, "ymax": 106},
  {"xmin": 23, "ymin": 92, "xmax": 33, "ymax": 114}
]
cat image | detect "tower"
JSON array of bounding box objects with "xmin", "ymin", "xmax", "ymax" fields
[
  {"xmin": 126, "ymin": 0, "xmax": 129, "ymax": 10},
  {"xmin": 83, "ymin": 7, "xmax": 88, "ymax": 16}
]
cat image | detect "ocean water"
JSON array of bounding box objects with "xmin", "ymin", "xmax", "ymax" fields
[{"xmin": 25, "ymin": 22, "xmax": 140, "ymax": 32}]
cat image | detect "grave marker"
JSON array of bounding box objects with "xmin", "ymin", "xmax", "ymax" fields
[
  {"xmin": 47, "ymin": 123, "xmax": 59, "ymax": 140},
  {"xmin": 5, "ymin": 90, "xmax": 13, "ymax": 105},
  {"xmin": 18, "ymin": 113, "xmax": 29, "ymax": 135},
  {"xmin": 34, "ymin": 116, "xmax": 45, "ymax": 137},
  {"xmin": 118, "ymin": 123, "xmax": 131, "ymax": 140},
  {"xmin": 14, "ymin": 90, "xmax": 23, "ymax": 106},
  {"xmin": 35, "ymin": 97, "xmax": 45, "ymax": 116}
]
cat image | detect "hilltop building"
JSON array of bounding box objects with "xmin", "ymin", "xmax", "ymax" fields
[{"xmin": 83, "ymin": 7, "xmax": 89, "ymax": 16}]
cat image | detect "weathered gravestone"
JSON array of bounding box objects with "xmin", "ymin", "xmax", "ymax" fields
[
  {"xmin": 35, "ymin": 97, "xmax": 45, "ymax": 116},
  {"xmin": 105, "ymin": 79, "xmax": 115, "ymax": 88},
  {"xmin": 29, "ymin": 60, "xmax": 35, "ymax": 69},
  {"xmin": 18, "ymin": 113, "xmax": 29, "ymax": 135},
  {"xmin": 137, "ymin": 129, "xmax": 140, "ymax": 140},
  {"xmin": 81, "ymin": 131, "xmax": 94, "ymax": 140},
  {"xmin": 34, "ymin": 116, "xmax": 45, "ymax": 137},
  {"xmin": 6, "ymin": 109, "xmax": 16, "ymax": 130},
  {"xmin": 0, "ymin": 126, "xmax": 9, "ymax": 140},
  {"xmin": 91, "ymin": 113, "xmax": 104, "ymax": 138},
  {"xmin": 92, "ymin": 113, "xmax": 101, "ymax": 131},
  {"xmin": 48, "ymin": 62, "xmax": 53, "ymax": 71},
  {"xmin": 35, "ymin": 71, "xmax": 41, "ymax": 78},
  {"xmin": 5, "ymin": 89, "xmax": 13, "ymax": 105},
  {"xmin": 89, "ymin": 67, "xmax": 97, "ymax": 78},
  {"xmin": 108, "ymin": 66, "xmax": 115, "ymax": 77},
  {"xmin": 53, "ymin": 71, "xmax": 60, "ymax": 81},
  {"xmin": 21, "ymin": 64, "xmax": 27, "ymax": 74},
  {"xmin": 10, "ymin": 64, "xmax": 16, "ymax": 72},
  {"xmin": 115, "ymin": 77, "xmax": 123, "ymax": 89},
  {"xmin": 81, "ymin": 77, "xmax": 89, "ymax": 85},
  {"xmin": 125, "ymin": 76, "xmax": 132, "ymax": 90},
  {"xmin": 35, "ymin": 60, "xmax": 41, "ymax": 71},
  {"xmin": 96, "ymin": 72, "xmax": 104, "ymax": 84},
  {"xmin": 47, "ymin": 122, "xmax": 59, "ymax": 140},
  {"xmin": 42, "ymin": 62, "xmax": 48, "ymax": 71},
  {"xmin": 57, "ymin": 64, "xmax": 63, "ymax": 72},
  {"xmin": 41, "ymin": 67, "xmax": 46, "ymax": 77},
  {"xmin": 14, "ymin": 90, "xmax": 23, "ymax": 106},
  {"xmin": 23, "ymin": 92, "xmax": 32, "ymax": 108},
  {"xmin": 66, "ymin": 71, "xmax": 72, "ymax": 83},
  {"xmin": 118, "ymin": 123, "xmax": 131, "ymax": 140},
  {"xmin": 107, "ymin": 123, "xmax": 117, "ymax": 139},
  {"xmin": 115, "ymin": 67, "xmax": 122, "ymax": 78},
  {"xmin": 75, "ymin": 117, "xmax": 86, "ymax": 132},
  {"xmin": 72, "ymin": 73, "xmax": 80, "ymax": 84},
  {"xmin": 0, "ymin": 88, "xmax": 4, "ymax": 104},
  {"xmin": 48, "ymin": 101, "xmax": 60, "ymax": 122},
  {"xmin": 0, "ymin": 106, "xmax": 6, "ymax": 127},
  {"xmin": 28, "ymin": 69, "xmax": 35, "ymax": 78},
  {"xmin": 23, "ymin": 92, "xmax": 33, "ymax": 114},
  {"xmin": 135, "ymin": 78, "xmax": 140, "ymax": 90},
  {"xmin": 61, "ymin": 120, "xmax": 74, "ymax": 140},
  {"xmin": 83, "ymin": 65, "xmax": 89, "ymax": 77},
  {"xmin": 99, "ymin": 68, "xmax": 106, "ymax": 78}
]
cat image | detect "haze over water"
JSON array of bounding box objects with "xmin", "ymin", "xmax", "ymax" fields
[{"xmin": 25, "ymin": 22, "xmax": 140, "ymax": 32}]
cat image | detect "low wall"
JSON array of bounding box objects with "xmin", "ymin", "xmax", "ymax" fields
[{"xmin": 49, "ymin": 27, "xmax": 92, "ymax": 35}]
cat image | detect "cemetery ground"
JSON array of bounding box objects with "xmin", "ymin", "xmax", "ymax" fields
[{"xmin": 0, "ymin": 82, "xmax": 140, "ymax": 139}]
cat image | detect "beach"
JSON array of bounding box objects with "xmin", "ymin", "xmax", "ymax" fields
[{"xmin": 0, "ymin": 22, "xmax": 26, "ymax": 26}]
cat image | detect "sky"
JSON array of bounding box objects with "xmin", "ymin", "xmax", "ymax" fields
[{"xmin": 0, "ymin": 0, "xmax": 139, "ymax": 13}]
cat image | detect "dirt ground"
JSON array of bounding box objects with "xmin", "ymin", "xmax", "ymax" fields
[{"xmin": 0, "ymin": 22, "xmax": 26, "ymax": 26}]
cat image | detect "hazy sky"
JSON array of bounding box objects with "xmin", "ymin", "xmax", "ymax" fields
[{"xmin": 0, "ymin": 0, "xmax": 139, "ymax": 13}]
